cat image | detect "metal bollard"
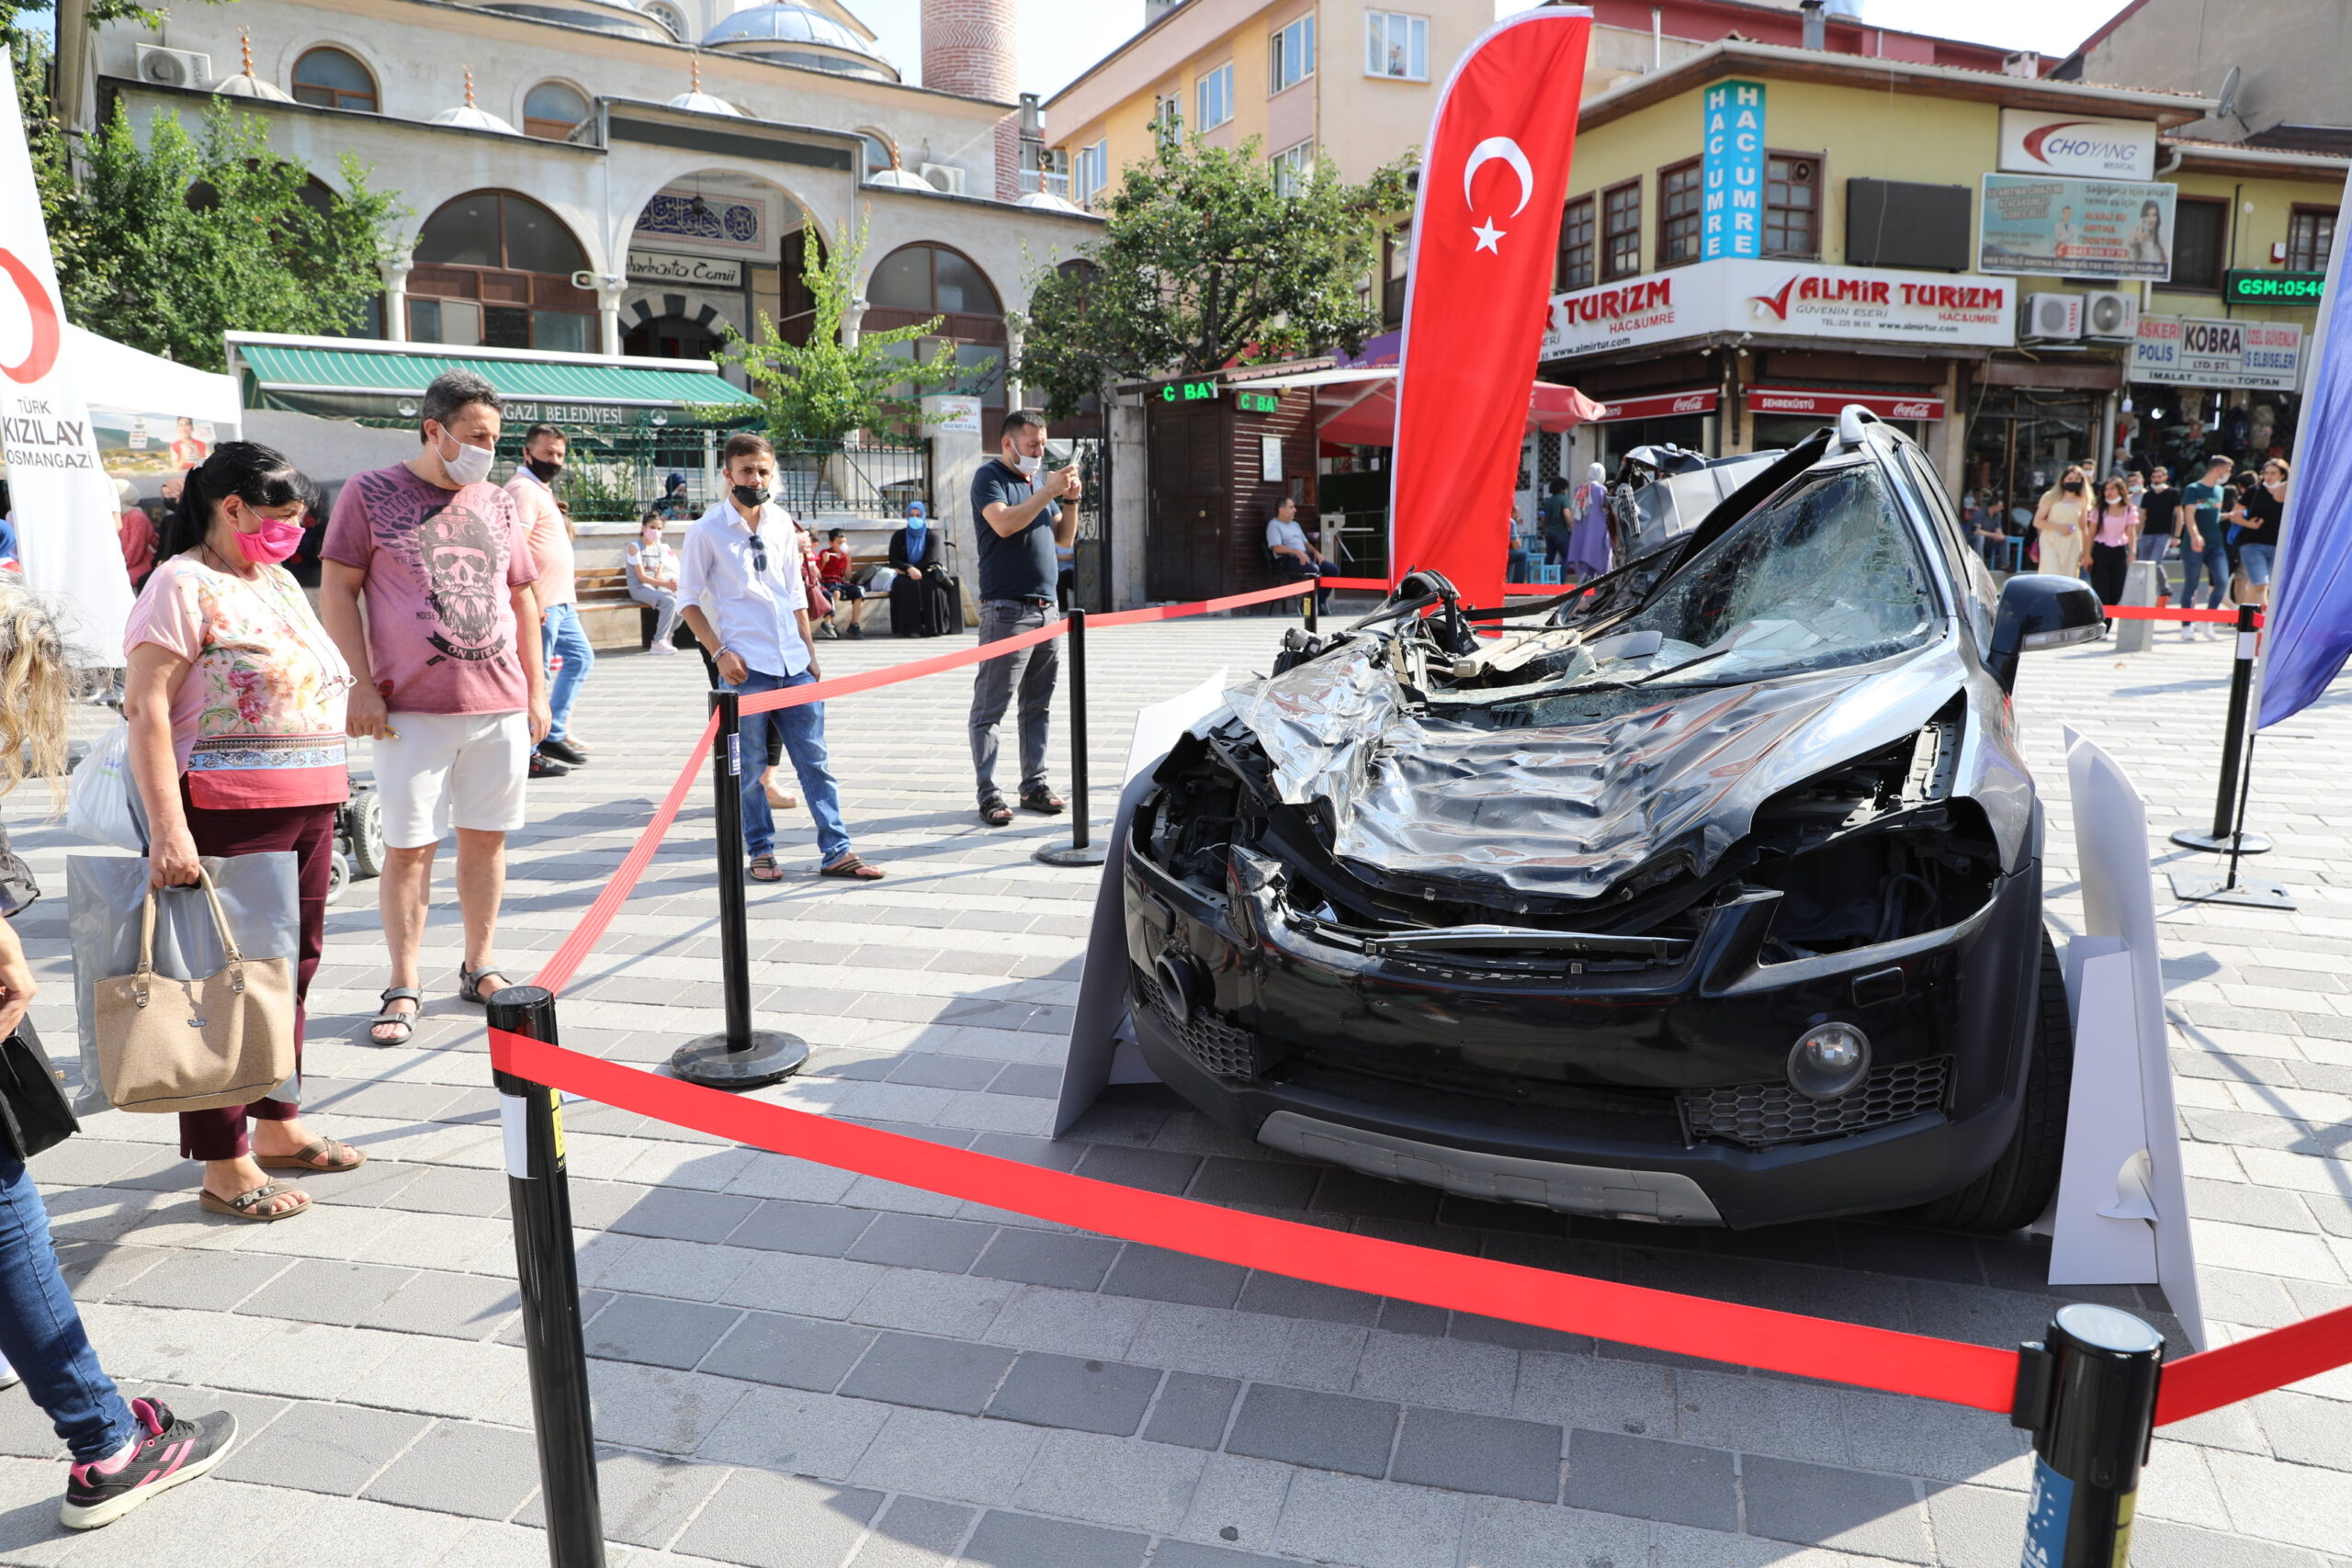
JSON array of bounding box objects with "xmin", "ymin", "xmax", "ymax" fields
[
  {"xmin": 2170, "ymin": 604, "xmax": 2271, "ymax": 855},
  {"xmin": 671, "ymin": 687, "xmax": 808, "ymax": 1088},
  {"xmin": 489, "ymin": 987, "xmax": 607, "ymax": 1568},
  {"xmin": 2011, "ymin": 1304, "xmax": 2165, "ymax": 1568},
  {"xmin": 1306, "ymin": 581, "xmax": 1319, "ymax": 635},
  {"xmin": 2113, "ymin": 563, "xmax": 2160, "ymax": 655},
  {"xmin": 1036, "ymin": 608, "xmax": 1106, "ymax": 868}
]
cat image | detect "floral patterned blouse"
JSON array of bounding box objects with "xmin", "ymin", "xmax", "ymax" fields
[{"xmin": 124, "ymin": 554, "xmax": 352, "ymax": 809}]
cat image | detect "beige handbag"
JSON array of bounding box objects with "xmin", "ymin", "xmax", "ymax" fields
[{"xmin": 91, "ymin": 871, "xmax": 295, "ymax": 1114}]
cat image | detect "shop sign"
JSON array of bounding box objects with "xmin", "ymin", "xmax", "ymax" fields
[
  {"xmin": 1236, "ymin": 390, "xmax": 1281, "ymax": 413},
  {"xmin": 1745, "ymin": 387, "xmax": 1947, "ymax": 420},
  {"xmin": 1595, "ymin": 389, "xmax": 1719, "ymax": 423},
  {"xmin": 1700, "ymin": 79, "xmax": 1766, "ymax": 261},
  {"xmin": 2132, "ymin": 313, "xmax": 2303, "ymax": 390},
  {"xmin": 1996, "ymin": 110, "xmax": 2157, "ymax": 181},
  {"xmin": 2225, "ymin": 269, "xmax": 2325, "ymax": 306},
  {"xmin": 1159, "ymin": 379, "xmax": 1220, "ymax": 403},
  {"xmin": 1979, "ymin": 175, "xmax": 2176, "ymax": 280},
  {"xmin": 1540, "ymin": 259, "xmax": 2012, "ymax": 359},
  {"xmin": 919, "ymin": 394, "xmax": 981, "ymax": 435},
  {"xmin": 627, "ymin": 251, "xmax": 744, "ymax": 288}
]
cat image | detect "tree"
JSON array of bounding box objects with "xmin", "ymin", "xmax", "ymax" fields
[
  {"xmin": 38, "ymin": 96, "xmax": 402, "ymax": 368},
  {"xmin": 724, "ymin": 208, "xmax": 980, "ymax": 445},
  {"xmin": 1017, "ymin": 136, "xmax": 1414, "ymax": 420}
]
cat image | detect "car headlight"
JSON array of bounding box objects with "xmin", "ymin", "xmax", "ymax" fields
[{"xmin": 1788, "ymin": 1021, "xmax": 1871, "ymax": 1099}]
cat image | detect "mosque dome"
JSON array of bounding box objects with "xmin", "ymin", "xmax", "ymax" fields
[
  {"xmin": 1016, "ymin": 191, "xmax": 1082, "ymax": 212},
  {"xmin": 213, "ymin": 33, "xmax": 293, "ymax": 101},
  {"xmin": 430, "ymin": 69, "xmax": 520, "ymax": 133},
  {"xmin": 667, "ymin": 55, "xmax": 745, "ymax": 116},
  {"xmin": 867, "ymin": 167, "xmax": 934, "ymax": 191},
  {"xmin": 702, "ymin": 4, "xmax": 897, "ymax": 81}
]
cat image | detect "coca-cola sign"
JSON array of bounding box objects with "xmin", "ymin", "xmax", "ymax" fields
[
  {"xmin": 1594, "ymin": 388, "xmax": 1720, "ymax": 423},
  {"xmin": 1745, "ymin": 387, "xmax": 1947, "ymax": 421}
]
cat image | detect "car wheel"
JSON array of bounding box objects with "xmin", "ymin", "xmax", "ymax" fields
[
  {"xmin": 1909, "ymin": 929, "xmax": 2073, "ymax": 1232},
  {"xmin": 350, "ymin": 789, "xmax": 387, "ymax": 878}
]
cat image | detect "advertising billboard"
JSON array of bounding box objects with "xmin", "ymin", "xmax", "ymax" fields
[
  {"xmin": 2132, "ymin": 314, "xmax": 2303, "ymax": 391},
  {"xmin": 1540, "ymin": 260, "xmax": 2013, "ymax": 360},
  {"xmin": 1980, "ymin": 175, "xmax": 2177, "ymax": 280},
  {"xmin": 1996, "ymin": 110, "xmax": 2158, "ymax": 181},
  {"xmin": 1700, "ymin": 79, "xmax": 1765, "ymax": 261}
]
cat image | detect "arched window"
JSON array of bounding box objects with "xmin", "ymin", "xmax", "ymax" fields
[
  {"xmin": 865, "ymin": 243, "xmax": 1006, "ymax": 424},
  {"xmin": 409, "ymin": 191, "xmax": 594, "ymax": 352},
  {"xmin": 857, "ymin": 132, "xmax": 894, "ymax": 175},
  {"xmin": 868, "ymin": 243, "xmax": 1001, "ymax": 318},
  {"xmin": 523, "ymin": 82, "xmax": 590, "ymax": 141},
  {"xmin": 643, "ymin": 1, "xmax": 685, "ymax": 37},
  {"xmin": 290, "ymin": 47, "xmax": 377, "ymax": 112}
]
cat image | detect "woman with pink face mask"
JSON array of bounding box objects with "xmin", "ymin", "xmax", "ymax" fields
[{"xmin": 122, "ymin": 443, "xmax": 361, "ymax": 1224}]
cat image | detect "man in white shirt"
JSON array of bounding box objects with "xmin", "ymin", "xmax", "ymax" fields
[
  {"xmin": 1264, "ymin": 497, "xmax": 1333, "ymax": 611},
  {"xmin": 677, "ymin": 433, "xmax": 883, "ymax": 883}
]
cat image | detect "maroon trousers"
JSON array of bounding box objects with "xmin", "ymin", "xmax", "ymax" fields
[{"xmin": 175, "ymin": 793, "xmax": 337, "ymax": 1161}]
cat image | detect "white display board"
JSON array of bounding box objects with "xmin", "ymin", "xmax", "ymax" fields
[{"xmin": 2050, "ymin": 728, "xmax": 2206, "ymax": 1350}]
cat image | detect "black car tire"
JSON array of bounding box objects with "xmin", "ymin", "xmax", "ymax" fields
[
  {"xmin": 1909, "ymin": 929, "xmax": 2073, "ymax": 1232},
  {"xmin": 350, "ymin": 789, "xmax": 387, "ymax": 878}
]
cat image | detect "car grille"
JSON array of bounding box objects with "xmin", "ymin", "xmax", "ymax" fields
[
  {"xmin": 1679, "ymin": 1057, "xmax": 1951, "ymax": 1149},
  {"xmin": 1133, "ymin": 966, "xmax": 1262, "ymax": 1081}
]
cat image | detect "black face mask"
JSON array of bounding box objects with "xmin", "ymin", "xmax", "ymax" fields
[
  {"xmin": 526, "ymin": 457, "xmax": 564, "ymax": 484},
  {"xmin": 732, "ymin": 484, "xmax": 771, "ymax": 509},
  {"xmin": 2062, "ymin": 480, "xmax": 2084, "ymax": 493}
]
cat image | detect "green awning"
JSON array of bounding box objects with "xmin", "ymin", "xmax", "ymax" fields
[{"xmin": 236, "ymin": 343, "xmax": 760, "ymax": 430}]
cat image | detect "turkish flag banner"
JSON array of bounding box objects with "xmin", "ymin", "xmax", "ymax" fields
[{"xmin": 1389, "ymin": 9, "xmax": 1592, "ymax": 608}]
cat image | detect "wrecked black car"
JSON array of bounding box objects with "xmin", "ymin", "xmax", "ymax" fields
[{"xmin": 1124, "ymin": 409, "xmax": 2104, "ymax": 1230}]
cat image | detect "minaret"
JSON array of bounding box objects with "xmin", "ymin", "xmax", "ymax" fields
[{"xmin": 919, "ymin": 0, "xmax": 1019, "ymax": 199}]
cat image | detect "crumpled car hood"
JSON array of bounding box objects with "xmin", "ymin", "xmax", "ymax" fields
[{"xmin": 1218, "ymin": 637, "xmax": 1970, "ymax": 900}]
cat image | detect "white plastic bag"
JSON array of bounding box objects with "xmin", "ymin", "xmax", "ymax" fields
[{"xmin": 66, "ymin": 723, "xmax": 147, "ymax": 852}]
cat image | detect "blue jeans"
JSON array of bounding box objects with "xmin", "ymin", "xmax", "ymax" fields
[
  {"xmin": 0, "ymin": 1159, "xmax": 136, "ymax": 1462},
  {"xmin": 729, "ymin": 669, "xmax": 850, "ymax": 866},
  {"xmin": 2178, "ymin": 536, "xmax": 2230, "ymax": 609},
  {"xmin": 540, "ymin": 603, "xmax": 595, "ymax": 744}
]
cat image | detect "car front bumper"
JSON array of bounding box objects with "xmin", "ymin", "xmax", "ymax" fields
[{"xmin": 1121, "ymin": 833, "xmax": 2046, "ymax": 1229}]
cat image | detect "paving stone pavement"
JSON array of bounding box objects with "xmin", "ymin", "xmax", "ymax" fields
[{"xmin": 5, "ymin": 609, "xmax": 2351, "ymax": 1567}]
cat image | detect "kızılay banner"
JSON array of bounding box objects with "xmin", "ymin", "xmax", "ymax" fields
[
  {"xmin": 0, "ymin": 46, "xmax": 134, "ymax": 665},
  {"xmin": 2132, "ymin": 313, "xmax": 2304, "ymax": 391},
  {"xmin": 1540, "ymin": 259, "xmax": 2012, "ymax": 359},
  {"xmin": 1979, "ymin": 174, "xmax": 2177, "ymax": 280}
]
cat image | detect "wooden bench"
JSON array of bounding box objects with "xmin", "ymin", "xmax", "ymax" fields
[{"xmin": 573, "ymin": 565, "xmax": 684, "ymax": 652}]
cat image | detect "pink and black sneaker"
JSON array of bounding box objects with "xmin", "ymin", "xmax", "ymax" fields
[{"xmin": 60, "ymin": 1398, "xmax": 235, "ymax": 1530}]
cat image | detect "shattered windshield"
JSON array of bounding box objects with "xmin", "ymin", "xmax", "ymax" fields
[{"xmin": 1577, "ymin": 463, "xmax": 1936, "ymax": 688}]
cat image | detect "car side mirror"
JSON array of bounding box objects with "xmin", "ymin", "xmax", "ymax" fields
[{"xmin": 1986, "ymin": 574, "xmax": 2104, "ymax": 691}]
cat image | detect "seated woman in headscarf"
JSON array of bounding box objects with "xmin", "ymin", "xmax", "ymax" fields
[
  {"xmin": 1566, "ymin": 462, "xmax": 1615, "ymax": 582},
  {"xmin": 888, "ymin": 502, "xmax": 947, "ymax": 637}
]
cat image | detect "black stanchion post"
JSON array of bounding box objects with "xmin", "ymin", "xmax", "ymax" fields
[
  {"xmin": 1306, "ymin": 581, "xmax": 1319, "ymax": 635},
  {"xmin": 1037, "ymin": 608, "xmax": 1106, "ymax": 868},
  {"xmin": 2010, "ymin": 1304, "xmax": 2164, "ymax": 1568},
  {"xmin": 2170, "ymin": 604, "xmax": 2271, "ymax": 855},
  {"xmin": 671, "ymin": 687, "xmax": 808, "ymax": 1087},
  {"xmin": 488, "ymin": 987, "xmax": 606, "ymax": 1568}
]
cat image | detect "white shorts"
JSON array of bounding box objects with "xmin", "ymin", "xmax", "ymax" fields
[{"xmin": 373, "ymin": 711, "xmax": 530, "ymax": 849}]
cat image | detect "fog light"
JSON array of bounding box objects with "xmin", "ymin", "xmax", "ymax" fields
[
  {"xmin": 1155, "ymin": 953, "xmax": 1204, "ymax": 1025},
  {"xmin": 1787, "ymin": 1022, "xmax": 1871, "ymax": 1100}
]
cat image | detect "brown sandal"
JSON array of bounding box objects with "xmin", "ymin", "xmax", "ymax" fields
[
  {"xmin": 256, "ymin": 1138, "xmax": 367, "ymax": 1174},
  {"xmin": 747, "ymin": 853, "xmax": 786, "ymax": 883},
  {"xmin": 199, "ymin": 1182, "xmax": 310, "ymax": 1223},
  {"xmin": 820, "ymin": 853, "xmax": 885, "ymax": 881}
]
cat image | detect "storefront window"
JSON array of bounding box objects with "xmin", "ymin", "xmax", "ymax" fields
[{"xmin": 1962, "ymin": 388, "xmax": 2098, "ymax": 532}]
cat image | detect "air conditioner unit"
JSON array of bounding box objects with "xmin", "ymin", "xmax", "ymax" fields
[
  {"xmin": 2082, "ymin": 289, "xmax": 2139, "ymax": 340},
  {"xmin": 2023, "ymin": 292, "xmax": 2083, "ymax": 342},
  {"xmin": 135, "ymin": 44, "xmax": 214, "ymax": 90},
  {"xmin": 918, "ymin": 163, "xmax": 967, "ymax": 196}
]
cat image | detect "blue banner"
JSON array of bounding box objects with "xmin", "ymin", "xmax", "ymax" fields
[
  {"xmin": 2260, "ymin": 167, "xmax": 2352, "ymax": 728},
  {"xmin": 1701, "ymin": 79, "xmax": 1764, "ymax": 261}
]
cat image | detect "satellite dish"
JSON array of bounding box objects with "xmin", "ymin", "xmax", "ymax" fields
[{"xmin": 2217, "ymin": 64, "xmax": 2242, "ymax": 120}]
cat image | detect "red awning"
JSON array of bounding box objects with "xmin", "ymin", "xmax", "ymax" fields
[{"xmin": 1237, "ymin": 367, "xmax": 1606, "ymax": 447}]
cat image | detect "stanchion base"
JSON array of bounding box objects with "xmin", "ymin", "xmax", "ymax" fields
[
  {"xmin": 2169, "ymin": 828, "xmax": 2273, "ymax": 855},
  {"xmin": 669, "ymin": 1030, "xmax": 808, "ymax": 1089},
  {"xmin": 1035, "ymin": 841, "xmax": 1107, "ymax": 867},
  {"xmin": 2168, "ymin": 871, "xmax": 2296, "ymax": 910}
]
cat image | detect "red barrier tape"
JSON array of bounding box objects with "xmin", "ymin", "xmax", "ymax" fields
[
  {"xmin": 2103, "ymin": 605, "xmax": 2263, "ymax": 625},
  {"xmin": 2154, "ymin": 1303, "xmax": 2352, "ymax": 1424},
  {"xmin": 506, "ymin": 572, "xmax": 2346, "ymax": 1424},
  {"xmin": 488, "ymin": 1027, "xmax": 2019, "ymax": 1414}
]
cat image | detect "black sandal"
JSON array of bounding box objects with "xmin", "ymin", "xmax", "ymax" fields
[
  {"xmin": 458, "ymin": 964, "xmax": 512, "ymax": 1006},
  {"xmin": 979, "ymin": 795, "xmax": 1014, "ymax": 827},
  {"xmin": 366, "ymin": 987, "xmax": 421, "ymax": 1046}
]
